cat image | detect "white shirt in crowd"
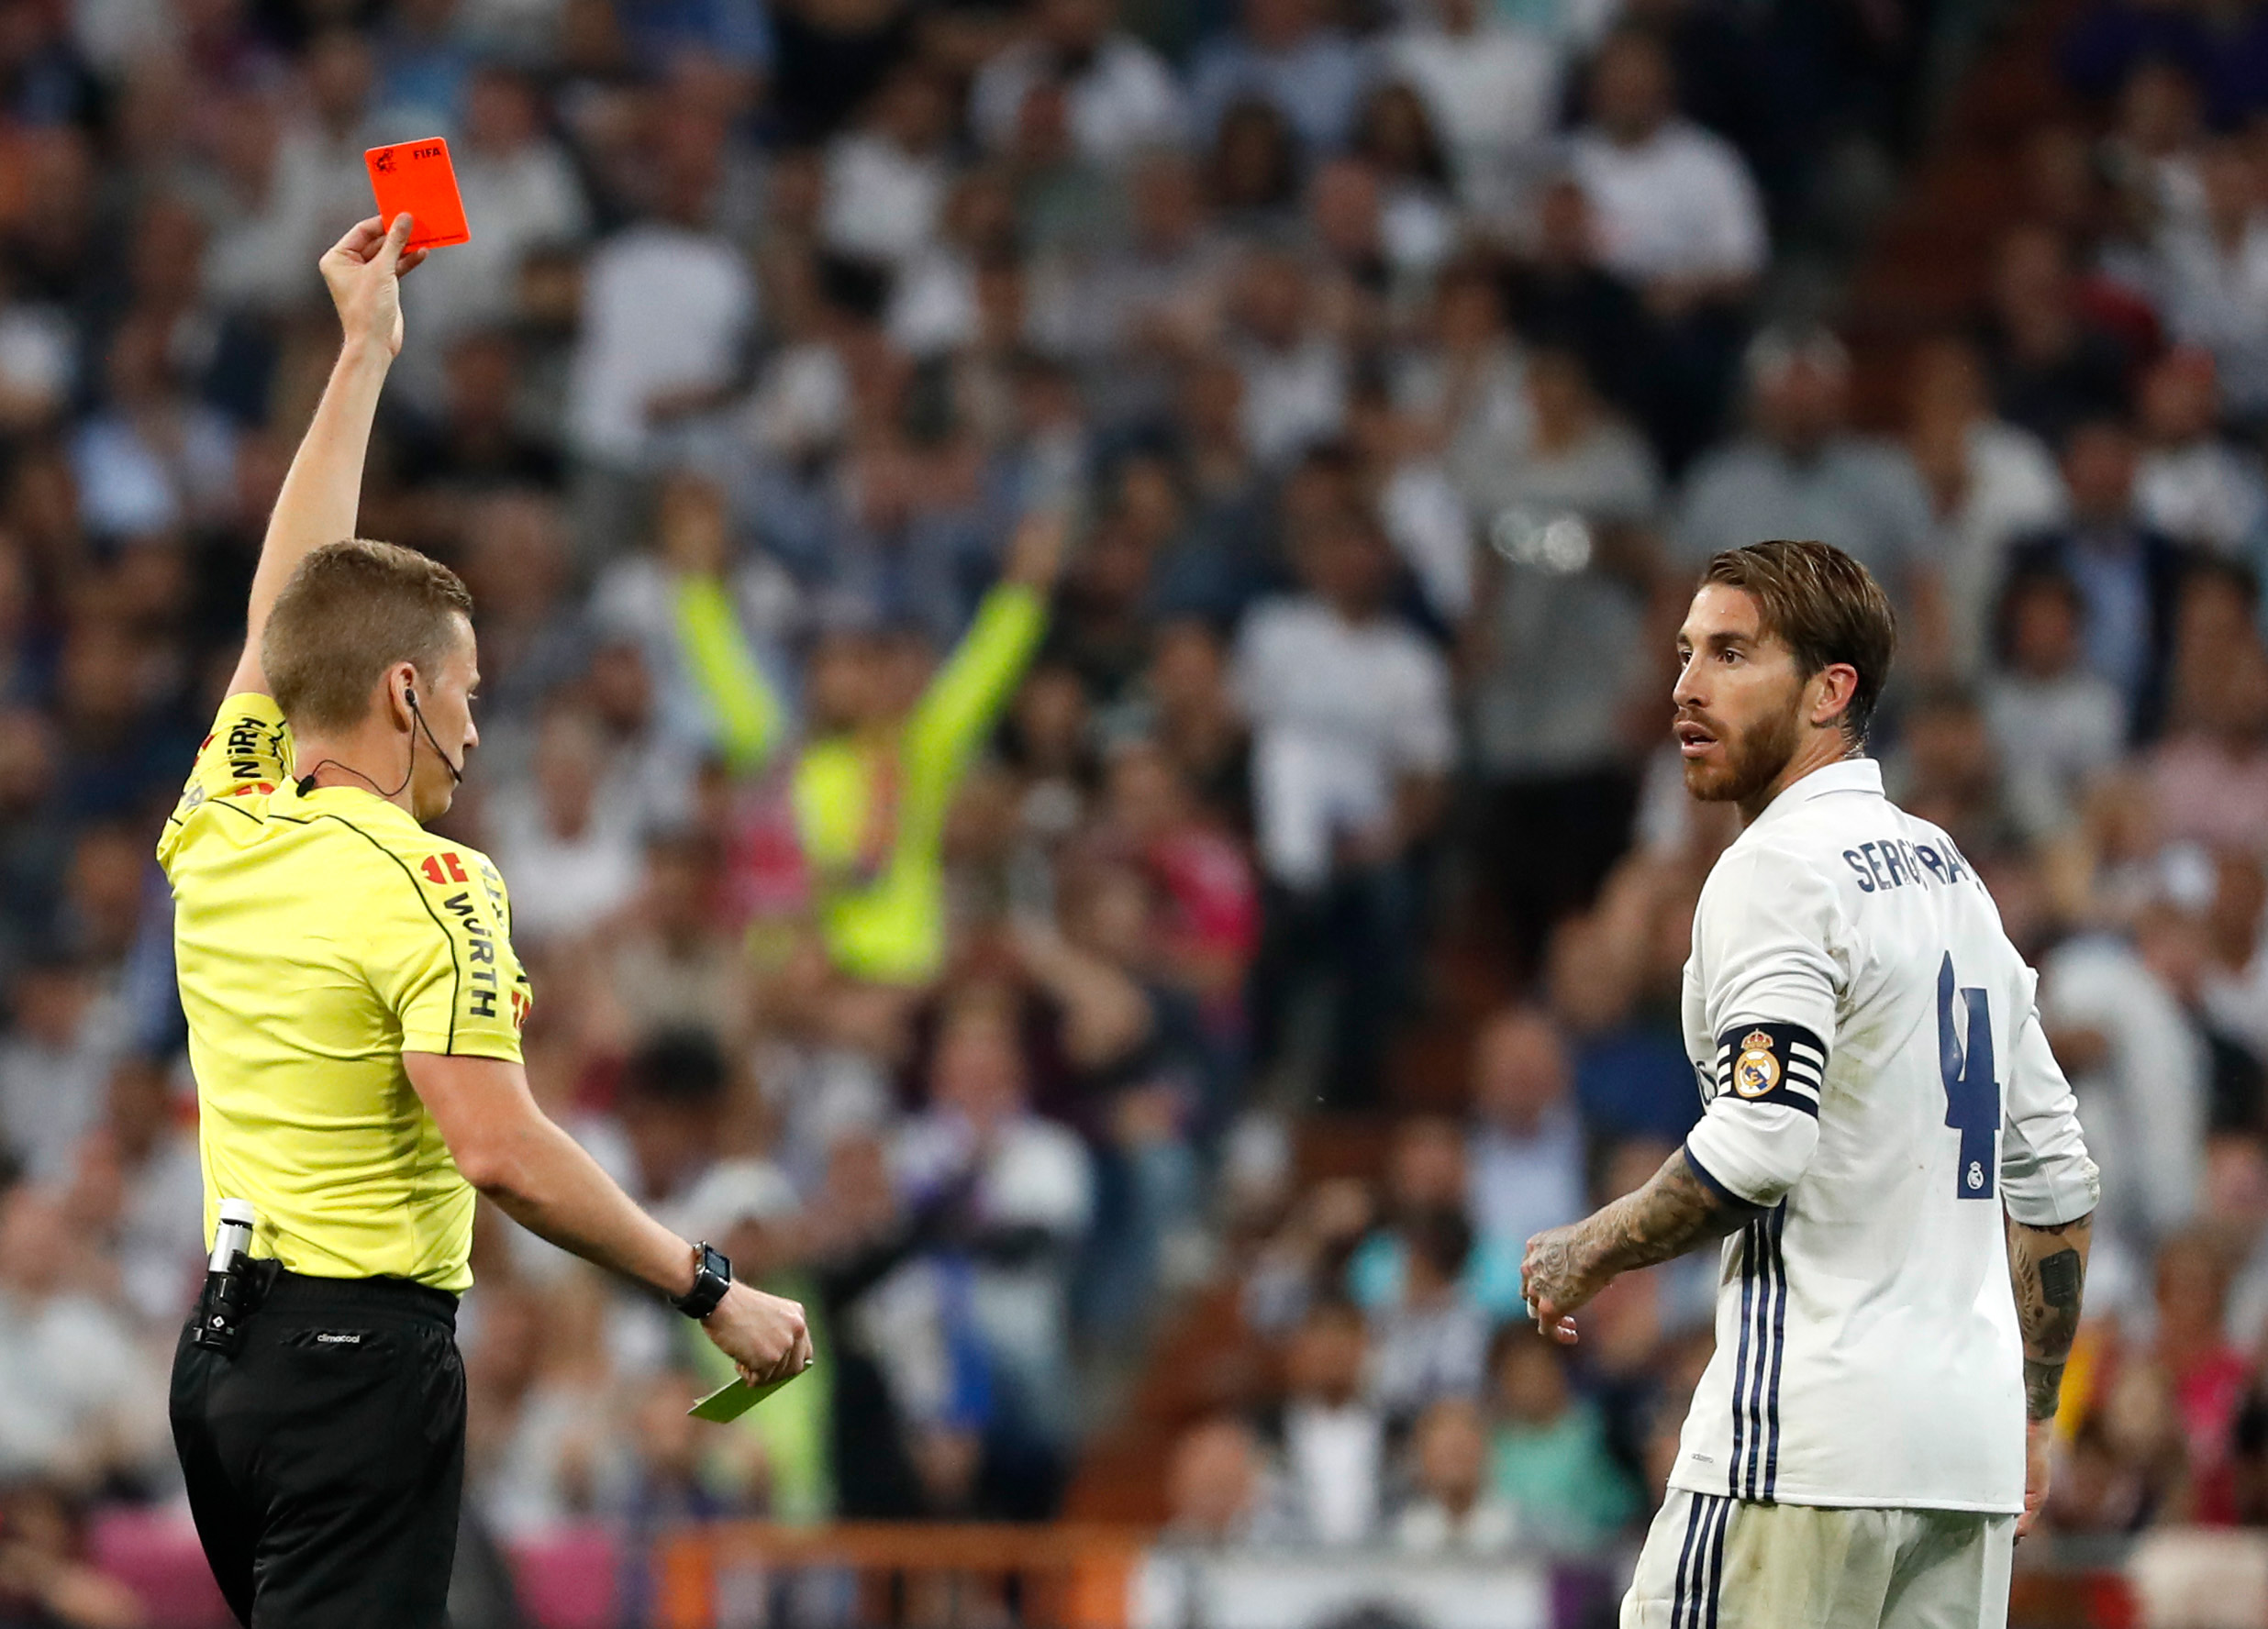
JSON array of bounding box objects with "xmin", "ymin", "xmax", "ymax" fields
[
  {"xmin": 1384, "ymin": 21, "xmax": 1559, "ymax": 212},
  {"xmin": 1935, "ymin": 419, "xmax": 2067, "ymax": 681},
  {"xmin": 2152, "ymin": 219, "xmax": 2268, "ymax": 417},
  {"xmin": 970, "ymin": 36, "xmax": 1186, "ymax": 168},
  {"xmin": 1235, "ymin": 335, "xmax": 1348, "ymax": 471},
  {"xmin": 1673, "ymin": 759, "xmax": 2097, "ymax": 1513},
  {"xmin": 398, "ymin": 135, "xmax": 590, "ymax": 394},
  {"xmin": 1566, "ymin": 118, "xmax": 1768, "ymax": 287},
  {"xmin": 567, "ymin": 223, "xmax": 756, "ymax": 467},
  {"xmin": 2136, "ymin": 437, "xmax": 2268, "ymax": 556},
  {"xmin": 2040, "ymin": 933, "xmax": 2207, "ymax": 1247},
  {"xmin": 1282, "ymin": 1401, "xmax": 1383, "ymax": 1545},
  {"xmin": 1395, "ymin": 1495, "xmax": 1523, "ymax": 1556},
  {"xmin": 822, "ymin": 131, "xmax": 948, "ymax": 269},
  {"xmin": 1232, "ymin": 599, "xmax": 1457, "ymax": 889},
  {"xmin": 1981, "ymin": 668, "xmax": 2126, "ymax": 840}
]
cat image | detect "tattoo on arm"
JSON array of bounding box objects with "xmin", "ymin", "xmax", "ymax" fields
[
  {"xmin": 1524, "ymin": 1149, "xmax": 1755, "ymax": 1314},
  {"xmin": 2007, "ymin": 1211, "xmax": 2093, "ymax": 1421}
]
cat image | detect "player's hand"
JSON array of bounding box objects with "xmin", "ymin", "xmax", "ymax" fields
[
  {"xmin": 1521, "ymin": 1224, "xmax": 1599, "ymax": 1346},
  {"xmin": 699, "ymin": 1281, "xmax": 813, "ymax": 1386},
  {"xmin": 319, "ymin": 214, "xmax": 428, "ymax": 358},
  {"xmin": 2017, "ymin": 1415, "xmax": 2052, "ymax": 1540}
]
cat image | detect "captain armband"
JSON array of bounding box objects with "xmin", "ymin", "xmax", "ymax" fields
[{"xmin": 1711, "ymin": 1022, "xmax": 1828, "ymax": 1118}]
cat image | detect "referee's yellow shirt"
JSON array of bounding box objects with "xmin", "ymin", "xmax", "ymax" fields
[{"xmin": 159, "ymin": 694, "xmax": 531, "ymax": 1293}]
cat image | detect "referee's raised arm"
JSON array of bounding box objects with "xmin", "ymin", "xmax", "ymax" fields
[
  {"xmin": 224, "ymin": 214, "xmax": 425, "ymax": 700},
  {"xmin": 165, "ymin": 216, "xmax": 808, "ymax": 1629}
]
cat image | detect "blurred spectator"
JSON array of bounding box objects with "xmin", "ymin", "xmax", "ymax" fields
[
  {"xmin": 791, "ymin": 515, "xmax": 1062, "ymax": 986},
  {"xmin": 1226, "ymin": 252, "xmax": 1345, "ymax": 471},
  {"xmin": 2044, "ymin": 874, "xmax": 2213, "ymax": 1251},
  {"xmin": 1256, "ymin": 1299, "xmax": 1383, "ymax": 1546},
  {"xmin": 1884, "ymin": 682, "xmax": 2014, "ymax": 861},
  {"xmin": 1382, "ymin": 0, "xmax": 1557, "ymax": 215},
  {"xmin": 2148, "ymin": 139, "xmax": 2268, "ymax": 422},
  {"xmin": 1160, "ymin": 1413, "xmax": 1280, "ymax": 1545},
  {"xmin": 1393, "ymin": 1397, "xmax": 1519, "ymax": 1556},
  {"xmin": 1187, "ymin": 0, "xmax": 1363, "ymax": 158},
  {"xmin": 1983, "ymin": 567, "xmax": 2127, "ymax": 842},
  {"xmin": 1486, "ymin": 1322, "xmax": 1637, "ymax": 1553},
  {"xmin": 396, "ymin": 64, "xmax": 591, "ymax": 402},
  {"xmin": 1978, "ymin": 225, "xmax": 2137, "ymax": 446},
  {"xmin": 1365, "ymin": 1206, "xmax": 1489, "ymax": 1423},
  {"xmin": 1237, "ymin": 509, "xmax": 1451, "ymax": 1105},
  {"xmin": 1503, "ymin": 179, "xmax": 1669, "ymax": 463},
  {"xmin": 0, "ymin": 961, "xmax": 116, "ymax": 1183},
  {"xmin": 566, "ymin": 113, "xmax": 754, "ymax": 469},
  {"xmin": 1464, "ymin": 352, "xmax": 1659, "ymax": 970},
  {"xmin": 2136, "ymin": 349, "xmax": 2265, "ymax": 558},
  {"xmin": 69, "ymin": 315, "xmax": 238, "ymax": 542},
  {"xmin": 486, "ymin": 704, "xmax": 647, "ymax": 949},
  {"xmin": 2151, "ymin": 1227, "xmax": 2251, "ymax": 1524},
  {"xmin": 970, "ymin": 0, "xmax": 1184, "ymax": 170},
  {"xmin": 823, "ymin": 65, "xmax": 955, "ymax": 270},
  {"xmin": 1465, "ymin": 1008, "xmax": 1586, "ymax": 1258},
  {"xmin": 596, "ymin": 831, "xmax": 756, "ymax": 1049},
  {"xmin": 0, "ymin": 1186, "xmax": 164, "ymax": 1492},
  {"xmin": 2005, "ymin": 417, "xmax": 2198, "ymax": 742},
  {"xmin": 891, "ymin": 988, "xmax": 1095, "ymax": 1454},
  {"xmin": 1675, "ymin": 328, "xmax": 1940, "ymax": 631},
  {"xmin": 1904, "ymin": 335, "xmax": 2066, "ymax": 681},
  {"xmin": 0, "ymin": 1481, "xmax": 145, "ymax": 1629},
  {"xmin": 2151, "ymin": 565, "xmax": 2268, "ymax": 854},
  {"xmin": 1565, "ymin": 29, "xmax": 1766, "ymax": 312},
  {"xmin": 61, "ymin": 1056, "xmax": 202, "ymax": 1329}
]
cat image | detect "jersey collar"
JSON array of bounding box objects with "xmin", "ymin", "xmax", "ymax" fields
[{"xmin": 1751, "ymin": 757, "xmax": 1883, "ymax": 830}]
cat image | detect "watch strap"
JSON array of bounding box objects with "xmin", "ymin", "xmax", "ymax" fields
[{"xmin": 671, "ymin": 1241, "xmax": 732, "ymax": 1320}]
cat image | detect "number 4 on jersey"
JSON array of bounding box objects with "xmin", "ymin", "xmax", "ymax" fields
[{"xmin": 1938, "ymin": 953, "xmax": 1998, "ymax": 1200}]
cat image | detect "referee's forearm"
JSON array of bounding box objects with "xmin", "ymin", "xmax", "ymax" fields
[{"xmin": 466, "ymin": 1117, "xmax": 697, "ymax": 1299}]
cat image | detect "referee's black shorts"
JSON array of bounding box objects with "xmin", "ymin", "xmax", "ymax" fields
[{"xmin": 169, "ymin": 1269, "xmax": 466, "ymax": 1628}]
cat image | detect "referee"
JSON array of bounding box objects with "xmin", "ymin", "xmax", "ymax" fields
[{"xmin": 160, "ymin": 215, "xmax": 810, "ymax": 1628}]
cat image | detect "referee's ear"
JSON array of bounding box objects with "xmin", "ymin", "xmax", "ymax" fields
[{"xmin": 383, "ymin": 663, "xmax": 419, "ymax": 731}]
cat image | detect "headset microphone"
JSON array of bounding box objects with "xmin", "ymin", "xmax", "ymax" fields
[{"xmin": 405, "ymin": 687, "xmax": 464, "ymax": 785}]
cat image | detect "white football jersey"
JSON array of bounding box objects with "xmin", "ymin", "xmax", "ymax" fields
[{"xmin": 1671, "ymin": 759, "xmax": 2098, "ymax": 1514}]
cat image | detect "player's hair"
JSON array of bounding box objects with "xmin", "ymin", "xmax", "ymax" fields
[
  {"xmin": 1702, "ymin": 539, "xmax": 1897, "ymax": 745},
  {"xmin": 261, "ymin": 539, "xmax": 474, "ymax": 731}
]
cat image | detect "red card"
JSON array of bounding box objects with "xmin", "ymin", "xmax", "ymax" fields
[{"xmin": 363, "ymin": 138, "xmax": 471, "ymax": 250}]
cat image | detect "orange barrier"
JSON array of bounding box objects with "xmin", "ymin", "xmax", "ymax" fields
[{"xmin": 649, "ymin": 1522, "xmax": 1152, "ymax": 1629}]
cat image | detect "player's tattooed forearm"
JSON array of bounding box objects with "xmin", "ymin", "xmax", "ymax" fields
[
  {"xmin": 1607, "ymin": 1149, "xmax": 1756, "ymax": 1270},
  {"xmin": 2007, "ymin": 1212, "xmax": 2092, "ymax": 1419},
  {"xmin": 1524, "ymin": 1149, "xmax": 1754, "ymax": 1314},
  {"xmin": 2023, "ymin": 1358, "xmax": 2067, "ymax": 1422}
]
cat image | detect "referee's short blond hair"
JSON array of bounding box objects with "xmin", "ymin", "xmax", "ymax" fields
[{"xmin": 263, "ymin": 539, "xmax": 474, "ymax": 731}]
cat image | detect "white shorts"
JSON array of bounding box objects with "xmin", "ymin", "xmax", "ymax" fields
[{"xmin": 1621, "ymin": 1489, "xmax": 2016, "ymax": 1629}]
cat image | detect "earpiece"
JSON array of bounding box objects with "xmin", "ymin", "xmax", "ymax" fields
[{"xmin": 404, "ymin": 685, "xmax": 418, "ymax": 709}]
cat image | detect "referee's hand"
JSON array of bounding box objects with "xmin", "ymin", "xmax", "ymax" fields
[
  {"xmin": 701, "ymin": 1281, "xmax": 813, "ymax": 1385},
  {"xmin": 319, "ymin": 214, "xmax": 427, "ymax": 359}
]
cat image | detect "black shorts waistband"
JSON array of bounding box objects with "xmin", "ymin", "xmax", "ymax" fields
[{"xmin": 255, "ymin": 1268, "xmax": 459, "ymax": 1329}]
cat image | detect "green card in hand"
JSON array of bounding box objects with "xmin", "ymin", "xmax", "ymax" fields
[{"xmin": 688, "ymin": 1367, "xmax": 804, "ymax": 1424}]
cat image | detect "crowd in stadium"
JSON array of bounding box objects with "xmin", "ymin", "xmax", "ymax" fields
[{"xmin": 8, "ymin": 0, "xmax": 2268, "ymax": 1614}]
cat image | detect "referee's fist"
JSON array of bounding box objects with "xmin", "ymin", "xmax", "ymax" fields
[
  {"xmin": 319, "ymin": 213, "xmax": 428, "ymax": 358},
  {"xmin": 702, "ymin": 1282, "xmax": 813, "ymax": 1386}
]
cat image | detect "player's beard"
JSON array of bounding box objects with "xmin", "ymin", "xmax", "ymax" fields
[{"xmin": 1680, "ymin": 694, "xmax": 1803, "ymax": 806}]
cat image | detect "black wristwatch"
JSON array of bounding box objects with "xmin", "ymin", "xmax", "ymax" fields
[{"xmin": 671, "ymin": 1242, "xmax": 732, "ymax": 1320}]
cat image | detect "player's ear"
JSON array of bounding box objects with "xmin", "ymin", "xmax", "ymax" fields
[{"xmin": 1809, "ymin": 662, "xmax": 1860, "ymax": 731}]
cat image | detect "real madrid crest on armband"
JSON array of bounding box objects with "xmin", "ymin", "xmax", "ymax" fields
[{"xmin": 1733, "ymin": 1029, "xmax": 1783, "ymax": 1099}]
